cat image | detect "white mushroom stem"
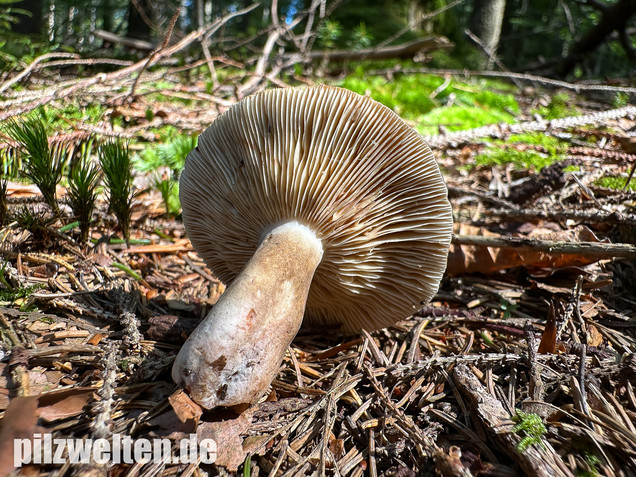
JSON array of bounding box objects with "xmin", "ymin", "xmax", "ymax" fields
[{"xmin": 172, "ymin": 221, "xmax": 323, "ymax": 409}]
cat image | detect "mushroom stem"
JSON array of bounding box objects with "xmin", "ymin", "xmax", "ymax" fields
[{"xmin": 172, "ymin": 221, "xmax": 323, "ymax": 409}]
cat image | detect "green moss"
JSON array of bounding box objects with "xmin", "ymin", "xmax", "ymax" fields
[
  {"xmin": 0, "ymin": 264, "xmax": 41, "ymax": 308},
  {"xmin": 579, "ymin": 453, "xmax": 602, "ymax": 477},
  {"xmin": 594, "ymin": 175, "xmax": 636, "ymax": 191},
  {"xmin": 338, "ymin": 73, "xmax": 519, "ymax": 125},
  {"xmin": 512, "ymin": 411, "xmax": 546, "ymax": 451},
  {"xmin": 417, "ymin": 105, "xmax": 515, "ymax": 135},
  {"xmin": 339, "ymin": 75, "xmax": 437, "ymax": 117},
  {"xmin": 534, "ymin": 92, "xmax": 579, "ymax": 119},
  {"xmin": 41, "ymin": 103, "xmax": 107, "ymax": 128},
  {"xmin": 509, "ymin": 133, "xmax": 567, "ymax": 155},
  {"xmin": 474, "ymin": 132, "xmax": 568, "ymax": 171},
  {"xmin": 148, "ymin": 125, "xmax": 181, "ymax": 143},
  {"xmin": 475, "ymin": 147, "xmax": 554, "ymax": 171}
]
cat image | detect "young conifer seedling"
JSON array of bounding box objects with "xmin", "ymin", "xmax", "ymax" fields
[
  {"xmin": 6, "ymin": 117, "xmax": 66, "ymax": 216},
  {"xmin": 99, "ymin": 139, "xmax": 134, "ymax": 241},
  {"xmin": 67, "ymin": 139, "xmax": 101, "ymax": 243},
  {"xmin": 153, "ymin": 174, "xmax": 179, "ymax": 217},
  {"xmin": 0, "ymin": 148, "xmax": 18, "ymax": 226}
]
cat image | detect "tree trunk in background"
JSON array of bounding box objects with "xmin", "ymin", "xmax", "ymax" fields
[
  {"xmin": 12, "ymin": 0, "xmax": 42, "ymax": 35},
  {"xmin": 557, "ymin": 0, "xmax": 636, "ymax": 77},
  {"xmin": 126, "ymin": 0, "xmax": 152, "ymax": 40},
  {"xmin": 469, "ymin": 0, "xmax": 506, "ymax": 68},
  {"xmin": 102, "ymin": 0, "xmax": 113, "ymax": 33},
  {"xmin": 195, "ymin": 0, "xmax": 204, "ymax": 29}
]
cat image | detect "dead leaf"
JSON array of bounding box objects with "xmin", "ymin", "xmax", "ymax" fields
[
  {"xmin": 328, "ymin": 435, "xmax": 346, "ymax": 460},
  {"xmin": 146, "ymin": 315, "xmax": 199, "ymax": 344},
  {"xmin": 433, "ymin": 445, "xmax": 466, "ymax": 476},
  {"xmin": 147, "ymin": 409, "xmax": 197, "ymax": 440},
  {"xmin": 0, "ymin": 396, "xmax": 40, "ymax": 476},
  {"xmin": 242, "ymin": 435, "xmax": 272, "ymax": 456},
  {"xmin": 91, "ymin": 253, "xmax": 113, "ymax": 267},
  {"xmin": 37, "ymin": 388, "xmax": 96, "ymax": 423},
  {"xmin": 587, "ymin": 324, "xmax": 603, "ymax": 347},
  {"xmin": 197, "ymin": 408, "xmax": 254, "ymax": 471},
  {"xmin": 87, "ymin": 333, "xmax": 107, "ymax": 346},
  {"xmin": 169, "ymin": 390, "xmax": 202, "ymax": 424},
  {"xmin": 447, "ymin": 223, "xmax": 608, "ymax": 276},
  {"xmin": 148, "ymin": 390, "xmax": 201, "ymax": 439},
  {"xmin": 616, "ymin": 136, "xmax": 636, "ymax": 154}
]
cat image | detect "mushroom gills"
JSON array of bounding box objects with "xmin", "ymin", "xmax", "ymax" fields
[{"xmin": 171, "ymin": 221, "xmax": 323, "ymax": 409}]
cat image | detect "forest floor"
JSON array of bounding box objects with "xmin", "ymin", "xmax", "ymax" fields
[{"xmin": 0, "ymin": 64, "xmax": 636, "ymax": 477}]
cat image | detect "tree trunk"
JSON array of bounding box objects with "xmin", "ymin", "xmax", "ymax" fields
[
  {"xmin": 102, "ymin": 0, "xmax": 113, "ymax": 33},
  {"xmin": 557, "ymin": 0, "xmax": 636, "ymax": 77},
  {"xmin": 126, "ymin": 0, "xmax": 152, "ymax": 40},
  {"xmin": 469, "ymin": 0, "xmax": 507, "ymax": 68},
  {"xmin": 12, "ymin": 0, "xmax": 42, "ymax": 35}
]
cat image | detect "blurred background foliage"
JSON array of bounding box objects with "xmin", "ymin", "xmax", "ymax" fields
[{"xmin": 1, "ymin": 0, "xmax": 634, "ymax": 80}]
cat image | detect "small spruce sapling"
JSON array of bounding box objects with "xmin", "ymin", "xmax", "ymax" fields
[
  {"xmin": 6, "ymin": 116, "xmax": 66, "ymax": 216},
  {"xmin": 67, "ymin": 138, "xmax": 101, "ymax": 243},
  {"xmin": 99, "ymin": 139, "xmax": 135, "ymax": 242},
  {"xmin": 154, "ymin": 173, "xmax": 180, "ymax": 217},
  {"xmin": 0, "ymin": 147, "xmax": 18, "ymax": 225}
]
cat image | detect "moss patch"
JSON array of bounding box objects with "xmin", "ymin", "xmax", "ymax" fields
[
  {"xmin": 594, "ymin": 175, "xmax": 636, "ymax": 191},
  {"xmin": 417, "ymin": 105, "xmax": 515, "ymax": 135},
  {"xmin": 338, "ymin": 73, "xmax": 519, "ymax": 132},
  {"xmin": 474, "ymin": 133, "xmax": 568, "ymax": 171},
  {"xmin": 534, "ymin": 92, "xmax": 579, "ymax": 119}
]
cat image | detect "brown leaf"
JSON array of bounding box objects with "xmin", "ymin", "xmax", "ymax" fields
[
  {"xmin": 447, "ymin": 223, "xmax": 607, "ymax": 276},
  {"xmin": 242, "ymin": 435, "xmax": 272, "ymax": 456},
  {"xmin": 87, "ymin": 333, "xmax": 107, "ymax": 346},
  {"xmin": 37, "ymin": 388, "xmax": 96, "ymax": 423},
  {"xmin": 145, "ymin": 390, "xmax": 203, "ymax": 440},
  {"xmin": 197, "ymin": 408, "xmax": 254, "ymax": 471},
  {"xmin": 147, "ymin": 409, "xmax": 197, "ymax": 440},
  {"xmin": 146, "ymin": 315, "xmax": 199, "ymax": 344},
  {"xmin": 328, "ymin": 436, "xmax": 346, "ymax": 460},
  {"xmin": 91, "ymin": 253, "xmax": 113, "ymax": 267},
  {"xmin": 0, "ymin": 396, "xmax": 40, "ymax": 476},
  {"xmin": 587, "ymin": 324, "xmax": 603, "ymax": 347},
  {"xmin": 169, "ymin": 390, "xmax": 202, "ymax": 424}
]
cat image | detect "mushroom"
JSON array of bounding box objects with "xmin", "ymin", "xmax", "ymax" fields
[{"xmin": 172, "ymin": 86, "xmax": 453, "ymax": 409}]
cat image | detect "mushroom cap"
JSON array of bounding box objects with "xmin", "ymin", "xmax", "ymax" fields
[{"xmin": 180, "ymin": 86, "xmax": 453, "ymax": 333}]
